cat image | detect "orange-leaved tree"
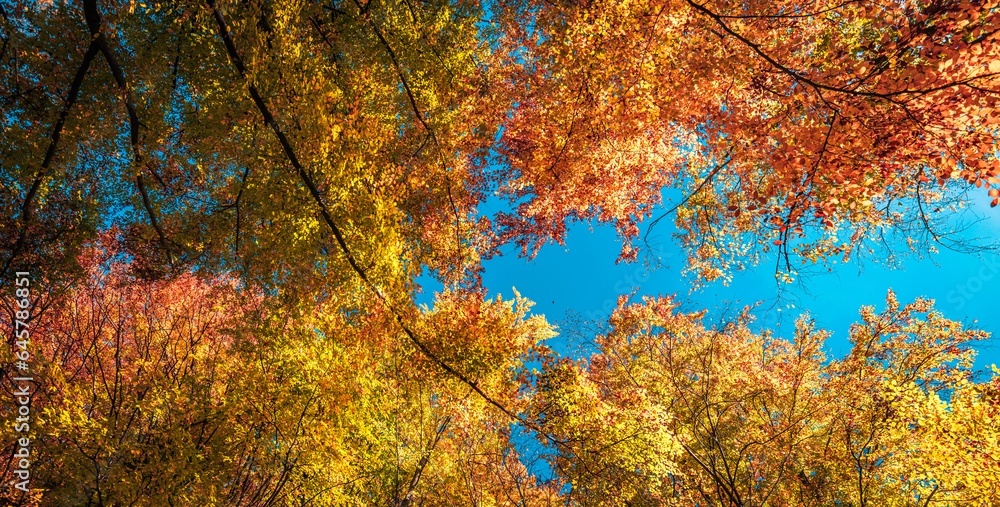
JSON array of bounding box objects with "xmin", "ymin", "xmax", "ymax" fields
[{"xmin": 493, "ymin": 0, "xmax": 1000, "ymax": 281}]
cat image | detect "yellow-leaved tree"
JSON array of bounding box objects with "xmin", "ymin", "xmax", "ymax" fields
[{"xmin": 531, "ymin": 292, "xmax": 997, "ymax": 505}]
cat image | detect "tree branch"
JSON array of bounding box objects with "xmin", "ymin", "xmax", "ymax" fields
[
  {"xmin": 205, "ymin": 0, "xmax": 555, "ymax": 444},
  {"xmin": 2, "ymin": 29, "xmax": 99, "ymax": 278},
  {"xmin": 643, "ymin": 148, "xmax": 734, "ymax": 245},
  {"xmin": 687, "ymin": 0, "xmax": 1000, "ymax": 101},
  {"xmin": 83, "ymin": 0, "xmax": 175, "ymax": 266}
]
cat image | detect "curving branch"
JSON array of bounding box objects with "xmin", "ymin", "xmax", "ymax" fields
[
  {"xmin": 205, "ymin": 0, "xmax": 556, "ymax": 445},
  {"xmin": 712, "ymin": 0, "xmax": 863, "ymax": 20},
  {"xmin": 2, "ymin": 34, "xmax": 99, "ymax": 278},
  {"xmin": 82, "ymin": 0, "xmax": 175, "ymax": 267},
  {"xmin": 347, "ymin": 1, "xmax": 469, "ymax": 277},
  {"xmin": 643, "ymin": 148, "xmax": 735, "ymax": 246},
  {"xmin": 686, "ymin": 0, "xmax": 1000, "ymax": 102}
]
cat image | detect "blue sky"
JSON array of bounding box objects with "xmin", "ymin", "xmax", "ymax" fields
[{"xmin": 422, "ymin": 192, "xmax": 1000, "ymax": 374}]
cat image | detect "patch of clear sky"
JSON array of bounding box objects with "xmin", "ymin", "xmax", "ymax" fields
[{"xmin": 418, "ymin": 191, "xmax": 1000, "ymax": 374}]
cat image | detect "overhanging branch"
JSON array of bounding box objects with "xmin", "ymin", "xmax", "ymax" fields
[
  {"xmin": 205, "ymin": 0, "xmax": 554, "ymax": 443},
  {"xmin": 2, "ymin": 33, "xmax": 99, "ymax": 277},
  {"xmin": 83, "ymin": 0, "xmax": 175, "ymax": 266}
]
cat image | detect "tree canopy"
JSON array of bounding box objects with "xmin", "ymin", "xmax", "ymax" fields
[{"xmin": 1, "ymin": 0, "xmax": 999, "ymax": 505}]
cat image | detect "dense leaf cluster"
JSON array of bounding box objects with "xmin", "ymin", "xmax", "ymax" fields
[{"xmin": 2, "ymin": 0, "xmax": 999, "ymax": 505}]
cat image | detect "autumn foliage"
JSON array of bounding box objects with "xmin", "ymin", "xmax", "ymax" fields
[
  {"xmin": 532, "ymin": 294, "xmax": 998, "ymax": 505},
  {"xmin": 2, "ymin": 0, "xmax": 1000, "ymax": 505}
]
